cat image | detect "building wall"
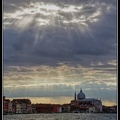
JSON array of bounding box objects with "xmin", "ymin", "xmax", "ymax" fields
[
  {"xmin": 21, "ymin": 103, "xmax": 27, "ymax": 113},
  {"xmin": 70, "ymin": 99, "xmax": 102, "ymax": 113},
  {"xmin": 16, "ymin": 104, "xmax": 22, "ymax": 113},
  {"xmin": 35, "ymin": 104, "xmax": 54, "ymax": 113},
  {"xmin": 8, "ymin": 103, "xmax": 13, "ymax": 112},
  {"xmin": 3, "ymin": 98, "xmax": 10, "ymax": 114},
  {"xmin": 27, "ymin": 104, "xmax": 32, "ymax": 113}
]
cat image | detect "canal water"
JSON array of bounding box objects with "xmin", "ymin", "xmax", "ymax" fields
[{"xmin": 3, "ymin": 113, "xmax": 117, "ymax": 120}]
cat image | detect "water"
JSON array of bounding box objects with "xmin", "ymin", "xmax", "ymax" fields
[{"xmin": 3, "ymin": 113, "xmax": 117, "ymax": 120}]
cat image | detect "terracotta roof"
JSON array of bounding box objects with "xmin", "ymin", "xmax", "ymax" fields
[{"xmin": 12, "ymin": 99, "xmax": 31, "ymax": 104}]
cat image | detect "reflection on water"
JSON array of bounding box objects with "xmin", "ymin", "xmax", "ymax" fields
[{"xmin": 3, "ymin": 113, "xmax": 117, "ymax": 120}]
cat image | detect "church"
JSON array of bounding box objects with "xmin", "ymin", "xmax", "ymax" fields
[{"xmin": 70, "ymin": 89, "xmax": 102, "ymax": 113}]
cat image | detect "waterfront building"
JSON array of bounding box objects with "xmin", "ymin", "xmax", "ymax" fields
[
  {"xmin": 16, "ymin": 103, "xmax": 22, "ymax": 113},
  {"xmin": 8, "ymin": 102, "xmax": 13, "ymax": 113},
  {"xmin": 54, "ymin": 105, "xmax": 62, "ymax": 113},
  {"xmin": 31, "ymin": 104, "xmax": 37, "ymax": 113},
  {"xmin": 27, "ymin": 104, "xmax": 32, "ymax": 113},
  {"xmin": 35, "ymin": 103, "xmax": 54, "ymax": 113},
  {"xmin": 61, "ymin": 104, "xmax": 71, "ymax": 113},
  {"xmin": 21, "ymin": 103, "xmax": 27, "ymax": 113},
  {"xmin": 3, "ymin": 96, "xmax": 11, "ymax": 114},
  {"xmin": 11, "ymin": 99, "xmax": 32, "ymax": 113},
  {"xmin": 70, "ymin": 89, "xmax": 102, "ymax": 113}
]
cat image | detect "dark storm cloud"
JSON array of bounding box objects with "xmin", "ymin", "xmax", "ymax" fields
[
  {"xmin": 3, "ymin": 0, "xmax": 117, "ymax": 67},
  {"xmin": 3, "ymin": 0, "xmax": 117, "ymax": 104},
  {"xmin": 4, "ymin": 27, "xmax": 116, "ymax": 66}
]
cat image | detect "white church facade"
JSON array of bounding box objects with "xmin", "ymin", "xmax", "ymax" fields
[{"xmin": 70, "ymin": 89, "xmax": 102, "ymax": 113}]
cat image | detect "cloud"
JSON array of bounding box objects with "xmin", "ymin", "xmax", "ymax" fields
[
  {"xmin": 3, "ymin": 0, "xmax": 117, "ymax": 103},
  {"xmin": 4, "ymin": 81, "xmax": 117, "ymax": 102},
  {"xmin": 4, "ymin": 65, "xmax": 117, "ymax": 97}
]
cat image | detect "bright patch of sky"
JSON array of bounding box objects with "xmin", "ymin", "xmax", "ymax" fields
[{"xmin": 3, "ymin": 0, "xmax": 117, "ymax": 105}]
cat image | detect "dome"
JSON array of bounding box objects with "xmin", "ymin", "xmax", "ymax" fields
[{"xmin": 77, "ymin": 89, "xmax": 86, "ymax": 100}]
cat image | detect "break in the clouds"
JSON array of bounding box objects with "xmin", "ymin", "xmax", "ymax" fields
[{"xmin": 3, "ymin": 0, "xmax": 117, "ymax": 105}]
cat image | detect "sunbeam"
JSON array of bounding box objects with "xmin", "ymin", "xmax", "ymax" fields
[{"xmin": 3, "ymin": 0, "xmax": 117, "ymax": 106}]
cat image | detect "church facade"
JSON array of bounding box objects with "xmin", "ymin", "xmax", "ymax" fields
[{"xmin": 70, "ymin": 89, "xmax": 102, "ymax": 113}]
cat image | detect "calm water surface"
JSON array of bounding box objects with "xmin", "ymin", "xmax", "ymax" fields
[{"xmin": 3, "ymin": 113, "xmax": 117, "ymax": 120}]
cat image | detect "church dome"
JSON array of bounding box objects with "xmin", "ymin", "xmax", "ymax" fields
[{"xmin": 77, "ymin": 89, "xmax": 86, "ymax": 100}]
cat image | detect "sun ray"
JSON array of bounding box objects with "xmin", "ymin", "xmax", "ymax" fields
[{"xmin": 3, "ymin": 1, "xmax": 117, "ymax": 106}]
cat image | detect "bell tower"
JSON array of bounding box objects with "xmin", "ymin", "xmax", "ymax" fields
[{"xmin": 74, "ymin": 91, "xmax": 76, "ymax": 100}]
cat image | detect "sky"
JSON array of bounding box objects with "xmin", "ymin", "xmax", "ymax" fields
[{"xmin": 3, "ymin": 0, "xmax": 117, "ymax": 106}]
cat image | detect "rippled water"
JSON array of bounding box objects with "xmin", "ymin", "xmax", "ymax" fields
[{"xmin": 3, "ymin": 113, "xmax": 117, "ymax": 120}]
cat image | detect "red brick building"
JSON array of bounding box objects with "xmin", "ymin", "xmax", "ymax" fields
[{"xmin": 3, "ymin": 96, "xmax": 11, "ymax": 114}]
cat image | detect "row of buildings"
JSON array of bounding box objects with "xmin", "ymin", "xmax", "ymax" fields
[
  {"xmin": 3, "ymin": 96, "xmax": 70, "ymax": 114},
  {"xmin": 3, "ymin": 89, "xmax": 117, "ymax": 114},
  {"xmin": 3, "ymin": 96, "xmax": 34, "ymax": 114}
]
